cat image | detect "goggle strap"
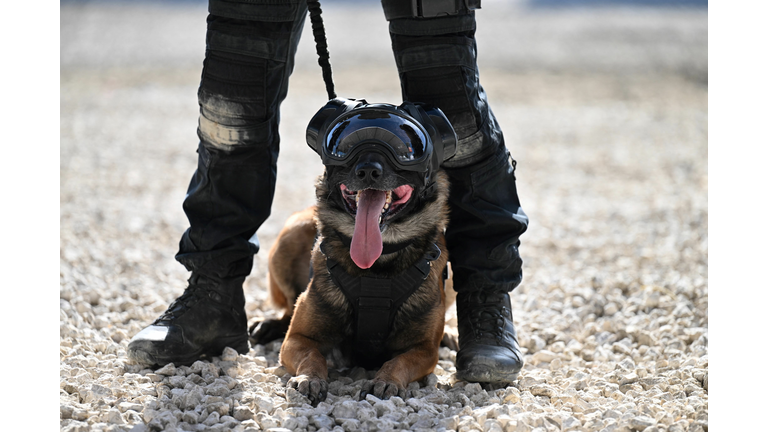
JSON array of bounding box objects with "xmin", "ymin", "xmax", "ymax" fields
[{"xmin": 423, "ymin": 181, "xmax": 435, "ymax": 196}]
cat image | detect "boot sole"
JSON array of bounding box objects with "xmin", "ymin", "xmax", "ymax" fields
[
  {"xmin": 128, "ymin": 335, "xmax": 250, "ymax": 367},
  {"xmin": 455, "ymin": 366, "xmax": 520, "ymax": 384}
]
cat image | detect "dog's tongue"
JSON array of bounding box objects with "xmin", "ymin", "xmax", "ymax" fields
[{"xmin": 350, "ymin": 189, "xmax": 387, "ymax": 269}]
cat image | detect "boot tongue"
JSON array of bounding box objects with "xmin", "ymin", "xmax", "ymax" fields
[{"xmin": 350, "ymin": 189, "xmax": 387, "ymax": 269}]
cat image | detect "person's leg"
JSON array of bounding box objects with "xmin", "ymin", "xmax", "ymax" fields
[
  {"xmin": 383, "ymin": 1, "xmax": 529, "ymax": 383},
  {"xmin": 127, "ymin": 0, "xmax": 308, "ymax": 366}
]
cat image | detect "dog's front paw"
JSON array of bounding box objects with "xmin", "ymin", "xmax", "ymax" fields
[
  {"xmin": 287, "ymin": 374, "xmax": 328, "ymax": 405},
  {"xmin": 249, "ymin": 317, "xmax": 290, "ymax": 346},
  {"xmin": 360, "ymin": 378, "xmax": 406, "ymax": 400}
]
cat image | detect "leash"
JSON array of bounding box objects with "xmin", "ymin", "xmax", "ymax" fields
[{"xmin": 306, "ymin": 0, "xmax": 336, "ymax": 100}]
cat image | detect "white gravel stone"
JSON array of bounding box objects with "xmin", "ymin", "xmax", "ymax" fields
[
  {"xmin": 221, "ymin": 347, "xmax": 240, "ymax": 362},
  {"xmin": 311, "ymin": 414, "xmax": 335, "ymax": 429},
  {"xmin": 233, "ymin": 406, "xmax": 255, "ymax": 421},
  {"xmin": 628, "ymin": 415, "xmax": 656, "ymax": 431},
  {"xmin": 182, "ymin": 410, "xmax": 198, "ymax": 424},
  {"xmin": 203, "ymin": 411, "xmax": 220, "ymax": 426},
  {"xmin": 104, "ymin": 408, "xmax": 125, "ymax": 424},
  {"xmin": 503, "ymin": 387, "xmax": 522, "ymax": 404},
  {"xmin": 155, "ymin": 363, "xmax": 176, "ymax": 376},
  {"xmin": 331, "ymin": 400, "xmax": 359, "ymax": 420},
  {"xmin": 256, "ymin": 413, "xmax": 280, "ymax": 429},
  {"xmin": 353, "ymin": 401, "xmax": 378, "ymax": 421},
  {"xmin": 531, "ymin": 350, "xmax": 559, "ymax": 364},
  {"xmin": 530, "ymin": 385, "xmax": 557, "ymax": 398},
  {"xmin": 563, "ymin": 416, "xmax": 582, "ymax": 431}
]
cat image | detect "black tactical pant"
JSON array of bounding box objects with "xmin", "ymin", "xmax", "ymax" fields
[{"xmin": 176, "ymin": 0, "xmax": 528, "ymax": 293}]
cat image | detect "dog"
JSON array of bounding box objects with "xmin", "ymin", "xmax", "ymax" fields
[{"xmin": 250, "ymin": 99, "xmax": 457, "ymax": 404}]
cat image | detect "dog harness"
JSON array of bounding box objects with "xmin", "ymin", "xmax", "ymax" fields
[{"xmin": 319, "ymin": 239, "xmax": 441, "ymax": 364}]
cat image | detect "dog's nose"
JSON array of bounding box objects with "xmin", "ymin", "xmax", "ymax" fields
[{"xmin": 355, "ymin": 160, "xmax": 383, "ymax": 181}]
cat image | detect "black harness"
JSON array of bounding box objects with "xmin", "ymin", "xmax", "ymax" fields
[{"xmin": 319, "ymin": 239, "xmax": 441, "ymax": 364}]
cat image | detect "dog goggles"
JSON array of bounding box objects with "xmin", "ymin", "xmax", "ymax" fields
[
  {"xmin": 306, "ymin": 98, "xmax": 457, "ymax": 182},
  {"xmin": 325, "ymin": 110, "xmax": 428, "ymax": 163}
]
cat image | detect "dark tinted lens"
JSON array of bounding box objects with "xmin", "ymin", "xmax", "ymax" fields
[{"xmin": 324, "ymin": 111, "xmax": 427, "ymax": 162}]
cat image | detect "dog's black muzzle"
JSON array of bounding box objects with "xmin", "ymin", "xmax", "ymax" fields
[{"xmin": 342, "ymin": 152, "xmax": 404, "ymax": 192}]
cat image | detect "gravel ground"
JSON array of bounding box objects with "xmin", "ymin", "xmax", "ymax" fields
[{"xmin": 60, "ymin": 2, "xmax": 707, "ymax": 431}]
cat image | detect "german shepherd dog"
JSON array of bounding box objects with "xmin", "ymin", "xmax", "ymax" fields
[{"xmin": 251, "ymin": 148, "xmax": 452, "ymax": 404}]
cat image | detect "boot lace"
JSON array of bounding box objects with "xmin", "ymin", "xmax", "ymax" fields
[
  {"xmin": 153, "ymin": 287, "xmax": 202, "ymax": 324},
  {"xmin": 153, "ymin": 275, "xmax": 218, "ymax": 324},
  {"xmin": 461, "ymin": 292, "xmax": 511, "ymax": 343}
]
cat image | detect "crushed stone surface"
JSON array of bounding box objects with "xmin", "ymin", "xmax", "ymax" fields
[{"xmin": 61, "ymin": 3, "xmax": 707, "ymax": 431}]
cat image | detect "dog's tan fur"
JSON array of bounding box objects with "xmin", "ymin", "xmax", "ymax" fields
[{"xmin": 267, "ymin": 170, "xmax": 452, "ymax": 401}]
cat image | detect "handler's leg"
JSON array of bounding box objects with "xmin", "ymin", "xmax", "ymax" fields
[
  {"xmin": 384, "ymin": 1, "xmax": 529, "ymax": 383},
  {"xmin": 128, "ymin": 0, "xmax": 307, "ymax": 366}
]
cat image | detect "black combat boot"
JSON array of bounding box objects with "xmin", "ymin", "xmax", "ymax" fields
[
  {"xmin": 455, "ymin": 291, "xmax": 523, "ymax": 383},
  {"xmin": 127, "ymin": 273, "xmax": 249, "ymax": 366},
  {"xmin": 444, "ymin": 149, "xmax": 528, "ymax": 383}
]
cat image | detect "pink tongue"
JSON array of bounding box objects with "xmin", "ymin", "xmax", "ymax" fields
[{"xmin": 350, "ymin": 189, "xmax": 387, "ymax": 269}]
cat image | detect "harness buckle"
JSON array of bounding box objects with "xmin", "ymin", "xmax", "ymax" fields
[{"xmin": 424, "ymin": 243, "xmax": 441, "ymax": 262}]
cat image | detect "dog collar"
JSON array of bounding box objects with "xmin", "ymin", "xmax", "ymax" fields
[{"xmin": 319, "ymin": 240, "xmax": 441, "ymax": 366}]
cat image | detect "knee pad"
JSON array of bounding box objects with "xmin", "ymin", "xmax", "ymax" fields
[
  {"xmin": 198, "ymin": 14, "xmax": 305, "ymax": 151},
  {"xmin": 198, "ymin": 50, "xmax": 273, "ymax": 151},
  {"xmin": 386, "ymin": 10, "xmax": 503, "ymax": 167}
]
